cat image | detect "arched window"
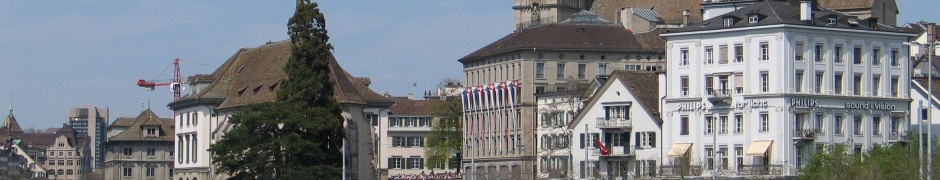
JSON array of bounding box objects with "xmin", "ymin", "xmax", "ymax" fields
[
  {"xmin": 57, "ymin": 169, "xmax": 63, "ymax": 175},
  {"xmin": 66, "ymin": 169, "xmax": 73, "ymax": 175},
  {"xmin": 185, "ymin": 135, "xmax": 190, "ymax": 164},
  {"xmin": 192, "ymin": 136, "xmax": 198, "ymax": 163},
  {"xmin": 178, "ymin": 135, "xmax": 184, "ymax": 164},
  {"xmin": 193, "ymin": 178, "xmax": 197, "ymax": 180}
]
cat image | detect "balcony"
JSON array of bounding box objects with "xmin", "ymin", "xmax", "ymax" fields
[
  {"xmin": 707, "ymin": 89, "xmax": 732, "ymax": 105},
  {"xmin": 596, "ymin": 117, "xmax": 632, "ymax": 129},
  {"xmin": 387, "ymin": 125, "xmax": 432, "ymax": 132},
  {"xmin": 589, "ymin": 146, "xmax": 635, "ymax": 157},
  {"xmin": 792, "ymin": 129, "xmax": 817, "ymax": 141},
  {"xmin": 889, "ymin": 131, "xmax": 910, "ymax": 143}
]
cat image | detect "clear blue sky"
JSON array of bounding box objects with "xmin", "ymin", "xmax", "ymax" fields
[{"xmin": 1, "ymin": 1, "xmax": 937, "ymax": 130}]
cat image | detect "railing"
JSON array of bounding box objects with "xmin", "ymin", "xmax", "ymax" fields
[
  {"xmin": 793, "ymin": 129, "xmax": 817, "ymax": 140},
  {"xmin": 889, "ymin": 131, "xmax": 910, "ymax": 142},
  {"xmin": 738, "ymin": 164, "xmax": 785, "ymax": 176},
  {"xmin": 660, "ymin": 165, "xmax": 704, "ymax": 177},
  {"xmin": 707, "ymin": 89, "xmax": 732, "ymax": 104},
  {"xmin": 596, "ymin": 117, "xmax": 632, "ymax": 128},
  {"xmin": 588, "ymin": 146, "xmax": 635, "ymax": 156},
  {"xmin": 387, "ymin": 125, "xmax": 432, "ymax": 132}
]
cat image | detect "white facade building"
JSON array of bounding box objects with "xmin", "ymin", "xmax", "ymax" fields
[
  {"xmin": 535, "ymin": 91, "xmax": 580, "ymax": 179},
  {"xmin": 661, "ymin": 0, "xmax": 916, "ymax": 178},
  {"xmin": 568, "ymin": 70, "xmax": 662, "ymax": 180}
]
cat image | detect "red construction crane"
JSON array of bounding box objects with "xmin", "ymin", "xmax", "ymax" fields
[{"xmin": 137, "ymin": 58, "xmax": 185, "ymax": 101}]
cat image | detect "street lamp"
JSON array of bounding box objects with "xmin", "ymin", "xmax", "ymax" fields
[
  {"xmin": 905, "ymin": 39, "xmax": 938, "ymax": 180},
  {"xmin": 714, "ymin": 149, "xmax": 725, "ymax": 179}
]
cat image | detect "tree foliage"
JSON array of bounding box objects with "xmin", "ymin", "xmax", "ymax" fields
[
  {"xmin": 424, "ymin": 80, "xmax": 464, "ymax": 172},
  {"xmin": 209, "ymin": 1, "xmax": 344, "ymax": 179},
  {"xmin": 800, "ymin": 134, "xmax": 937, "ymax": 180}
]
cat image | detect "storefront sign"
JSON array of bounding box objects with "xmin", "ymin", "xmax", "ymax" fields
[
  {"xmin": 677, "ymin": 102, "xmax": 706, "ymax": 111},
  {"xmin": 735, "ymin": 99, "xmax": 769, "ymax": 108},
  {"xmin": 845, "ymin": 102, "xmax": 896, "ymax": 111},
  {"xmin": 790, "ymin": 98, "xmax": 818, "ymax": 107}
]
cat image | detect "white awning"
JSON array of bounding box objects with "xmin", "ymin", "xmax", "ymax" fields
[
  {"xmin": 746, "ymin": 140, "xmax": 773, "ymax": 157},
  {"xmin": 667, "ymin": 143, "xmax": 693, "ymax": 157}
]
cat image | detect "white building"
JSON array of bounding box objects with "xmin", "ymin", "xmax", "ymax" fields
[
  {"xmin": 661, "ymin": 0, "xmax": 916, "ymax": 178},
  {"xmin": 568, "ymin": 70, "xmax": 662, "ymax": 180},
  {"xmin": 534, "ymin": 91, "xmax": 581, "ymax": 179}
]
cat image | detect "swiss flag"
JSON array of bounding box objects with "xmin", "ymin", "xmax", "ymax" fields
[{"xmin": 596, "ymin": 138, "xmax": 610, "ymax": 156}]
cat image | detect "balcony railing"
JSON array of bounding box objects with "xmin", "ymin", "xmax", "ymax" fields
[
  {"xmin": 387, "ymin": 125, "xmax": 432, "ymax": 132},
  {"xmin": 596, "ymin": 117, "xmax": 632, "ymax": 129},
  {"xmin": 660, "ymin": 165, "xmax": 704, "ymax": 177},
  {"xmin": 793, "ymin": 129, "xmax": 817, "ymax": 140},
  {"xmin": 738, "ymin": 164, "xmax": 785, "ymax": 176},
  {"xmin": 889, "ymin": 131, "xmax": 910, "ymax": 142},
  {"xmin": 707, "ymin": 89, "xmax": 732, "ymax": 104},
  {"xmin": 588, "ymin": 146, "xmax": 635, "ymax": 157}
]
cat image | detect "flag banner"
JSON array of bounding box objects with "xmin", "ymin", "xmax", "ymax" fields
[{"xmin": 596, "ymin": 138, "xmax": 610, "ymax": 156}]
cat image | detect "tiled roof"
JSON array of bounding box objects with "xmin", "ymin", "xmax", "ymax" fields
[
  {"xmin": 914, "ymin": 77, "xmax": 940, "ymax": 102},
  {"xmin": 817, "ymin": 0, "xmax": 874, "ymax": 10},
  {"xmin": 108, "ymin": 109, "xmax": 174, "ymax": 142},
  {"xmin": 905, "ymin": 22, "xmax": 940, "ymax": 39},
  {"xmin": 460, "ymin": 22, "xmax": 651, "ymax": 62},
  {"xmin": 213, "ymin": 40, "xmax": 393, "ymax": 109},
  {"xmin": 2, "ymin": 114, "xmax": 23, "ymax": 134},
  {"xmin": 634, "ymin": 28, "xmax": 669, "ymax": 51},
  {"xmin": 611, "ymin": 70, "xmax": 661, "ymax": 122},
  {"xmin": 667, "ymin": 0, "xmax": 914, "ymax": 34},
  {"xmin": 590, "ymin": 0, "xmax": 703, "ymax": 25},
  {"xmin": 16, "ymin": 133, "xmax": 56, "ymax": 150},
  {"xmin": 389, "ymin": 98, "xmax": 440, "ymax": 116},
  {"xmin": 110, "ymin": 117, "xmax": 137, "ymax": 127}
]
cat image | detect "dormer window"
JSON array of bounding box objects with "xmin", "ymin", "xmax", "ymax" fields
[
  {"xmin": 144, "ymin": 127, "xmax": 158, "ymax": 137},
  {"xmin": 828, "ymin": 17, "xmax": 837, "ymax": 25},
  {"xmin": 724, "ymin": 18, "xmax": 735, "ymax": 27},
  {"xmin": 748, "ymin": 14, "xmax": 759, "ymax": 23}
]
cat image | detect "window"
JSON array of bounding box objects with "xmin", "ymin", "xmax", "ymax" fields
[
  {"xmin": 578, "ymin": 64, "xmax": 586, "ymax": 79},
  {"xmin": 705, "ymin": 46, "xmax": 714, "ymax": 64},
  {"xmin": 680, "ymin": 116, "xmax": 689, "ymax": 135},
  {"xmin": 749, "ymin": 14, "xmax": 759, "ymax": 23},
  {"xmin": 760, "ymin": 71, "xmax": 769, "ymax": 92},
  {"xmin": 705, "ymin": 76, "xmax": 714, "ymax": 95},
  {"xmin": 407, "ymin": 157, "xmax": 424, "ymax": 169},
  {"xmin": 759, "ymin": 113, "xmax": 769, "ymax": 132},
  {"xmin": 392, "ymin": 136, "xmax": 405, "ymax": 147},
  {"xmin": 193, "ymin": 112, "xmax": 198, "ymax": 125},
  {"xmin": 67, "ymin": 160, "xmax": 73, "ymax": 165},
  {"xmin": 735, "ymin": 146, "xmax": 745, "ymax": 170},
  {"xmin": 389, "ymin": 157, "xmax": 403, "ymax": 169},
  {"xmin": 405, "ymin": 117, "xmax": 417, "ymax": 127},
  {"xmin": 814, "ymin": 44, "xmax": 823, "ymax": 62},
  {"xmin": 146, "ymin": 168, "xmax": 155, "ymax": 177},
  {"xmin": 57, "ymin": 169, "xmax": 63, "ymax": 176},
  {"xmin": 192, "ymin": 136, "xmax": 197, "ymax": 163},
  {"xmin": 556, "ymin": 63, "xmax": 565, "ymax": 79},
  {"xmin": 145, "ymin": 127, "xmax": 157, "ymax": 136},
  {"xmin": 408, "ymin": 137, "xmax": 424, "ymax": 147},
  {"xmin": 835, "ymin": 73, "xmax": 844, "ymax": 94},
  {"xmin": 854, "ymin": 116, "xmax": 863, "ymax": 135},
  {"xmin": 720, "ymin": 146, "xmax": 730, "ymax": 170},
  {"xmin": 58, "ymin": 160, "xmax": 63, "ymax": 165},
  {"xmin": 815, "ymin": 72, "xmax": 824, "ymax": 93},
  {"xmin": 853, "ymin": 47, "xmax": 863, "ymax": 64},
  {"xmin": 891, "ymin": 117, "xmax": 901, "ymax": 134},
  {"xmin": 872, "ymin": 48, "xmax": 881, "ymax": 65},
  {"xmin": 816, "ymin": 114, "xmax": 825, "ymax": 134},
  {"xmin": 719, "ymin": 116, "xmax": 729, "ymax": 134},
  {"xmin": 598, "ymin": 63, "xmax": 608, "ymax": 75},
  {"xmin": 636, "ymin": 132, "xmax": 656, "ymax": 148},
  {"xmin": 795, "ymin": 42, "xmax": 804, "ymax": 61},
  {"xmin": 536, "ymin": 63, "xmax": 544, "ymax": 79},
  {"xmin": 680, "ymin": 76, "xmax": 690, "ymax": 96},
  {"xmin": 891, "ymin": 49, "xmax": 899, "ymax": 66},
  {"xmin": 604, "ymin": 105, "xmax": 630, "ymax": 119},
  {"xmin": 705, "ymin": 116, "xmax": 714, "ymax": 134},
  {"xmin": 872, "ymin": 75, "xmax": 881, "ymax": 96},
  {"xmin": 759, "ymin": 42, "xmax": 769, "ymax": 61},
  {"xmin": 854, "ymin": 74, "xmax": 863, "ymax": 95},
  {"xmin": 123, "ymin": 148, "xmax": 132, "ymax": 157},
  {"xmin": 66, "ymin": 169, "xmax": 73, "ymax": 175},
  {"xmin": 734, "ymin": 44, "xmax": 744, "ymax": 62},
  {"xmin": 68, "ymin": 152, "xmax": 72, "ymax": 157},
  {"xmin": 924, "ymin": 108, "xmax": 931, "ymax": 121},
  {"xmin": 123, "ymin": 167, "xmax": 133, "ymax": 177},
  {"xmin": 178, "ymin": 136, "xmax": 183, "ymax": 163},
  {"xmin": 734, "ymin": 114, "xmax": 744, "ymax": 134},
  {"xmin": 705, "ymin": 146, "xmax": 715, "ymax": 169},
  {"xmin": 834, "ymin": 45, "xmax": 843, "ymax": 63},
  {"xmin": 680, "ymin": 48, "xmax": 690, "ymax": 65},
  {"xmin": 872, "ymin": 116, "xmax": 882, "ymax": 135},
  {"xmin": 389, "ymin": 117, "xmax": 402, "ymax": 127},
  {"xmin": 734, "ymin": 74, "xmax": 744, "ymax": 93},
  {"xmin": 147, "ymin": 148, "xmax": 156, "ymax": 157},
  {"xmin": 369, "ymin": 114, "xmax": 379, "ymax": 126},
  {"xmin": 48, "ymin": 160, "xmax": 54, "ymax": 166},
  {"xmin": 724, "ymin": 18, "xmax": 735, "ymax": 27},
  {"xmin": 720, "ymin": 45, "xmax": 729, "ymax": 64},
  {"xmin": 891, "ymin": 77, "xmax": 899, "ymax": 97},
  {"xmin": 795, "ymin": 71, "xmax": 804, "ymax": 92},
  {"xmin": 828, "ymin": 17, "xmax": 837, "ymax": 25},
  {"xmin": 624, "ymin": 64, "xmax": 641, "ymax": 70},
  {"xmin": 835, "ymin": 115, "xmax": 844, "ymax": 134}
]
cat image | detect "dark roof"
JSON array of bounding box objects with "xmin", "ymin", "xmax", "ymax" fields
[
  {"xmin": 635, "ymin": 28, "xmax": 669, "ymax": 51},
  {"xmin": 666, "ymin": 0, "xmax": 914, "ymax": 34},
  {"xmin": 110, "ymin": 117, "xmax": 137, "ymax": 127},
  {"xmin": 611, "ymin": 70, "xmax": 661, "ymax": 122},
  {"xmin": 16, "ymin": 133, "xmax": 56, "ymax": 150},
  {"xmin": 108, "ymin": 109, "xmax": 174, "ymax": 142},
  {"xmin": 914, "ymin": 77, "xmax": 940, "ymax": 102},
  {"xmin": 460, "ymin": 22, "xmax": 651, "ymax": 62},
  {"xmin": 206, "ymin": 40, "xmax": 393, "ymax": 109},
  {"xmin": 590, "ymin": 0, "xmax": 703, "ymax": 25},
  {"xmin": 912, "ymin": 55, "xmax": 940, "ymax": 72},
  {"xmin": 817, "ymin": 0, "xmax": 874, "ymax": 10},
  {"xmin": 2, "ymin": 113, "xmax": 23, "ymax": 134},
  {"xmin": 905, "ymin": 22, "xmax": 940, "ymax": 39},
  {"xmin": 389, "ymin": 99, "xmax": 439, "ymax": 116}
]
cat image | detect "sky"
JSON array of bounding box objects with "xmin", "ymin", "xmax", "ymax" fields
[{"xmin": 1, "ymin": 1, "xmax": 938, "ymax": 130}]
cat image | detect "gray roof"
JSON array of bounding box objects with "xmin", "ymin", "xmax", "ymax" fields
[
  {"xmin": 561, "ymin": 10, "xmax": 613, "ymax": 24},
  {"xmin": 666, "ymin": 0, "xmax": 914, "ymax": 34},
  {"xmin": 633, "ymin": 8, "xmax": 663, "ymax": 22}
]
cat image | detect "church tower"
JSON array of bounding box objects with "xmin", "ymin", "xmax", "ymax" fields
[
  {"xmin": 513, "ymin": 0, "xmax": 590, "ymax": 30},
  {"xmin": 2, "ymin": 104, "xmax": 24, "ymax": 135}
]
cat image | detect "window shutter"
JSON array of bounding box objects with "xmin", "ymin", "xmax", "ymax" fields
[
  {"xmin": 388, "ymin": 158, "xmax": 393, "ymax": 169},
  {"xmin": 622, "ymin": 132, "xmax": 630, "ymax": 148},
  {"xmin": 635, "ymin": 132, "xmax": 641, "ymax": 147},
  {"xmin": 735, "ymin": 75, "xmax": 744, "ymax": 88},
  {"xmin": 592, "ymin": 133, "xmax": 600, "ymax": 147},
  {"xmin": 419, "ymin": 158, "xmax": 424, "ymax": 169},
  {"xmin": 650, "ymin": 132, "xmax": 657, "ymax": 148},
  {"xmin": 580, "ymin": 133, "xmax": 585, "ymax": 149},
  {"xmin": 604, "ymin": 133, "xmax": 612, "ymax": 146}
]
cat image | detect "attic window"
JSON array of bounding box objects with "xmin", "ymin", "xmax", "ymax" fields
[
  {"xmin": 252, "ymin": 86, "xmax": 261, "ymax": 95},
  {"xmin": 268, "ymin": 83, "xmax": 277, "ymax": 92},
  {"xmin": 724, "ymin": 18, "xmax": 735, "ymax": 27},
  {"xmin": 828, "ymin": 17, "xmax": 837, "ymax": 25},
  {"xmin": 237, "ymin": 89, "xmax": 245, "ymax": 97},
  {"xmin": 748, "ymin": 15, "xmax": 759, "ymax": 23},
  {"xmin": 145, "ymin": 127, "xmax": 158, "ymax": 137}
]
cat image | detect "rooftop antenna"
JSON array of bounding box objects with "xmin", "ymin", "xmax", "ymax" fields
[{"xmin": 8, "ymin": 92, "xmax": 12, "ymax": 116}]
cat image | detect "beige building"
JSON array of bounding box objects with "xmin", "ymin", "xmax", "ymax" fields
[
  {"xmin": 104, "ymin": 109, "xmax": 174, "ymax": 180},
  {"xmin": 513, "ymin": 0, "xmax": 587, "ymax": 30},
  {"xmin": 43, "ymin": 124, "xmax": 92, "ymax": 180}
]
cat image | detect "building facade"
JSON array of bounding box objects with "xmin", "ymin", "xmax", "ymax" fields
[
  {"xmin": 44, "ymin": 124, "xmax": 92, "ymax": 180},
  {"xmin": 167, "ymin": 40, "xmax": 394, "ymax": 180},
  {"xmin": 104, "ymin": 109, "xmax": 174, "ymax": 180},
  {"xmin": 568, "ymin": 70, "xmax": 662, "ymax": 180},
  {"xmin": 67, "ymin": 106, "xmax": 108, "ymax": 172},
  {"xmin": 660, "ymin": 0, "xmax": 915, "ymax": 178},
  {"xmin": 378, "ymin": 97, "xmax": 461, "ymax": 178}
]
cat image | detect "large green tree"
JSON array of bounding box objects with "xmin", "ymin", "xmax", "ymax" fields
[
  {"xmin": 209, "ymin": 1, "xmax": 344, "ymax": 179},
  {"xmin": 424, "ymin": 79, "xmax": 464, "ymax": 172}
]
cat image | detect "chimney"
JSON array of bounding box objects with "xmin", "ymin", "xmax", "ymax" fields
[
  {"xmin": 800, "ymin": 1, "xmax": 812, "ymax": 22},
  {"xmin": 407, "ymin": 92, "xmax": 414, "ymax": 100},
  {"xmin": 683, "ymin": 10, "xmax": 691, "ymax": 26},
  {"xmin": 929, "ymin": 23, "xmax": 936, "ymax": 48},
  {"xmin": 620, "ymin": 7, "xmax": 632, "ymax": 29}
]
